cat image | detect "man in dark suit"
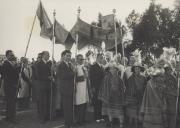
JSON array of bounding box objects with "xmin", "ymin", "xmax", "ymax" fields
[
  {"xmin": 35, "ymin": 51, "xmax": 52, "ymax": 123},
  {"xmin": 89, "ymin": 53, "xmax": 105, "ymax": 122},
  {"xmin": 2, "ymin": 50, "xmax": 21, "ymax": 122},
  {"xmin": 31, "ymin": 52, "xmax": 42, "ymax": 104},
  {"xmin": 56, "ymin": 50, "xmax": 75, "ymax": 128}
]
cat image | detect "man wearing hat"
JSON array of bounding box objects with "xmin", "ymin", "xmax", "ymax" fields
[{"xmin": 125, "ymin": 62, "xmax": 146, "ymax": 128}]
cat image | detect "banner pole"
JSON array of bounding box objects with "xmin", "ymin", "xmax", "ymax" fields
[
  {"xmin": 20, "ymin": 2, "xmax": 38, "ymax": 103},
  {"xmin": 73, "ymin": 6, "xmax": 81, "ymax": 124},
  {"xmin": 113, "ymin": 9, "xmax": 118, "ymax": 57},
  {"xmin": 24, "ymin": 13, "xmax": 37, "ymax": 57},
  {"xmin": 50, "ymin": 10, "xmax": 56, "ymax": 121},
  {"xmin": 175, "ymin": 38, "xmax": 180, "ymax": 127},
  {"xmin": 121, "ymin": 25, "xmax": 125, "ymax": 66}
]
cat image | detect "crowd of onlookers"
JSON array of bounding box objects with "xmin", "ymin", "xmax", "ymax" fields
[{"xmin": 0, "ymin": 48, "xmax": 180, "ymax": 128}]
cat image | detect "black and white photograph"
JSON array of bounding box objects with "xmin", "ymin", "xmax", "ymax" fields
[{"xmin": 0, "ymin": 0, "xmax": 180, "ymax": 128}]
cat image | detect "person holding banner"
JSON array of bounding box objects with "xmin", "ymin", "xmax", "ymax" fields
[
  {"xmin": 2, "ymin": 50, "xmax": 21, "ymax": 123},
  {"xmin": 35, "ymin": 51, "xmax": 52, "ymax": 123},
  {"xmin": 17, "ymin": 57, "xmax": 32, "ymax": 110},
  {"xmin": 56, "ymin": 50, "xmax": 75, "ymax": 128}
]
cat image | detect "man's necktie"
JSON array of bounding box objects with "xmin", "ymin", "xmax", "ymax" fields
[{"xmin": 68, "ymin": 63, "xmax": 71, "ymax": 70}]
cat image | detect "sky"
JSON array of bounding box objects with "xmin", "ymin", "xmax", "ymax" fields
[{"xmin": 0, "ymin": 0, "xmax": 175, "ymax": 61}]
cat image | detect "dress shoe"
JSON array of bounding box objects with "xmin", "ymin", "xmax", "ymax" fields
[
  {"xmin": 96, "ymin": 119, "xmax": 101, "ymax": 123},
  {"xmin": 96, "ymin": 118, "xmax": 104, "ymax": 123}
]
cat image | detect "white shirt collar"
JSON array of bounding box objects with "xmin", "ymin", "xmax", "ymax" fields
[
  {"xmin": 42, "ymin": 59, "xmax": 47, "ymax": 64},
  {"xmin": 63, "ymin": 60, "xmax": 69, "ymax": 66},
  {"xmin": 7, "ymin": 60, "xmax": 15, "ymax": 66}
]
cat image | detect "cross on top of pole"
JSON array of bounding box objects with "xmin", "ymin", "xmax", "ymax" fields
[
  {"xmin": 113, "ymin": 9, "xmax": 116, "ymax": 14},
  {"xmin": 53, "ymin": 10, "xmax": 56, "ymax": 17},
  {"xmin": 77, "ymin": 7, "xmax": 81, "ymax": 18},
  {"xmin": 113, "ymin": 9, "xmax": 117, "ymax": 22}
]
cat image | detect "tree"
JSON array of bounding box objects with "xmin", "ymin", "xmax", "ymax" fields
[
  {"xmin": 158, "ymin": 8, "xmax": 175, "ymax": 47},
  {"xmin": 126, "ymin": 10, "xmax": 141, "ymax": 32},
  {"xmin": 133, "ymin": 1, "xmax": 160, "ymax": 56},
  {"xmin": 126, "ymin": 0, "xmax": 176, "ymax": 58},
  {"xmin": 171, "ymin": 0, "xmax": 180, "ymax": 49}
]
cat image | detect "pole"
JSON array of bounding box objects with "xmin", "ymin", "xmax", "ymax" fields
[
  {"xmin": 52, "ymin": 10, "xmax": 56, "ymax": 62},
  {"xmin": 73, "ymin": 6, "xmax": 81, "ymax": 123},
  {"xmin": 175, "ymin": 38, "xmax": 180, "ymax": 127},
  {"xmin": 121, "ymin": 25, "xmax": 125, "ymax": 66},
  {"xmin": 75, "ymin": 6, "xmax": 81, "ymax": 58},
  {"xmin": 50, "ymin": 10, "xmax": 56, "ymax": 121},
  {"xmin": 24, "ymin": 13, "xmax": 37, "ymax": 57},
  {"xmin": 121, "ymin": 26, "xmax": 125, "ymax": 58},
  {"xmin": 19, "ymin": 3, "xmax": 37, "ymax": 105},
  {"xmin": 113, "ymin": 9, "xmax": 118, "ymax": 57}
]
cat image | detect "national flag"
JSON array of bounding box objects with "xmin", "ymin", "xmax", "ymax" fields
[
  {"xmin": 54, "ymin": 20, "xmax": 74, "ymax": 49},
  {"xmin": 36, "ymin": 1, "xmax": 53, "ymax": 39},
  {"xmin": 36, "ymin": 2, "xmax": 74, "ymax": 49}
]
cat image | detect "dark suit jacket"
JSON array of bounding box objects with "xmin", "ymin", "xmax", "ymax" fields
[
  {"xmin": 35, "ymin": 60, "xmax": 52, "ymax": 89},
  {"xmin": 56, "ymin": 61, "xmax": 74, "ymax": 96},
  {"xmin": 2, "ymin": 60, "xmax": 21, "ymax": 87},
  {"xmin": 89, "ymin": 62, "xmax": 104, "ymax": 93}
]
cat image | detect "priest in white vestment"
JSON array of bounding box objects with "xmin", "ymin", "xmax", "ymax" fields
[{"xmin": 74, "ymin": 54, "xmax": 89, "ymax": 126}]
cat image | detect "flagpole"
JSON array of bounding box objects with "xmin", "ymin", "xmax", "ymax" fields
[
  {"xmin": 50, "ymin": 9, "xmax": 56, "ymax": 121},
  {"xmin": 120, "ymin": 24, "xmax": 125, "ymax": 66},
  {"xmin": 175, "ymin": 38, "xmax": 180, "ymax": 127},
  {"xmin": 20, "ymin": 4, "xmax": 38, "ymax": 105},
  {"xmin": 24, "ymin": 13, "xmax": 37, "ymax": 57},
  {"xmin": 113, "ymin": 9, "xmax": 118, "ymax": 57},
  {"xmin": 52, "ymin": 10, "xmax": 56, "ymax": 61},
  {"xmin": 120, "ymin": 24, "xmax": 124, "ymax": 57},
  {"xmin": 76, "ymin": 7, "xmax": 81, "ymax": 57},
  {"xmin": 73, "ymin": 6, "xmax": 81, "ymax": 124}
]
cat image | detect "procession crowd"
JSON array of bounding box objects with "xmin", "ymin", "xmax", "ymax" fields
[{"xmin": 0, "ymin": 49, "xmax": 180, "ymax": 128}]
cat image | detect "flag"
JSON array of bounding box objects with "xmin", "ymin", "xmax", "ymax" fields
[
  {"xmin": 36, "ymin": 2, "xmax": 74, "ymax": 49},
  {"xmin": 101, "ymin": 14, "xmax": 114, "ymax": 30},
  {"xmin": 54, "ymin": 20, "xmax": 74, "ymax": 49},
  {"xmin": 36, "ymin": 1, "xmax": 53, "ymax": 39},
  {"xmin": 100, "ymin": 14, "xmax": 120, "ymax": 30},
  {"xmin": 99, "ymin": 14, "xmax": 122, "ymax": 50}
]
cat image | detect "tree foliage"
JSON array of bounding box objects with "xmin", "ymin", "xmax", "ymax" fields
[
  {"xmin": 126, "ymin": 10, "xmax": 141, "ymax": 32},
  {"xmin": 126, "ymin": 0, "xmax": 180, "ymax": 58}
]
